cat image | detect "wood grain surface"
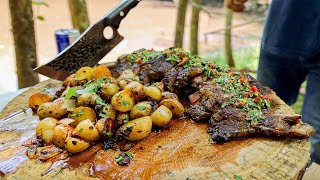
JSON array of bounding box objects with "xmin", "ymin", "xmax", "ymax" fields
[{"xmin": 0, "ymin": 80, "xmax": 311, "ymax": 180}]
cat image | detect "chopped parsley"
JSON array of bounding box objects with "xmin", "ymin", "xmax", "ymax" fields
[
  {"xmin": 70, "ymin": 109, "xmax": 84, "ymax": 118},
  {"xmin": 124, "ymin": 152, "xmax": 133, "ymax": 159},
  {"xmin": 102, "ymin": 130, "xmax": 113, "ymax": 136},
  {"xmin": 136, "ymin": 105, "xmax": 146, "ymax": 111},
  {"xmin": 65, "ymin": 87, "xmax": 79, "ymax": 99},
  {"xmin": 115, "ymin": 155, "xmax": 123, "ymax": 163},
  {"xmin": 96, "ymin": 97, "xmax": 107, "ymax": 105},
  {"xmin": 121, "ymin": 101, "xmax": 131, "ymax": 106},
  {"xmin": 123, "ymin": 117, "xmax": 129, "ymax": 124},
  {"xmin": 79, "ymin": 128, "xmax": 83, "ymax": 132},
  {"xmin": 76, "ymin": 79, "xmax": 104, "ymax": 95},
  {"xmin": 125, "ymin": 49, "xmax": 162, "ymax": 63},
  {"xmin": 233, "ymin": 174, "xmax": 243, "ymax": 180}
]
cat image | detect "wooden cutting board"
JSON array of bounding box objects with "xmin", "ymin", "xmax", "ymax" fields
[{"xmin": 0, "ymin": 80, "xmax": 311, "ymax": 180}]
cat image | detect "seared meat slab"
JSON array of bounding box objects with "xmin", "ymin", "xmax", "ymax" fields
[{"xmin": 110, "ymin": 48, "xmax": 314, "ymax": 142}]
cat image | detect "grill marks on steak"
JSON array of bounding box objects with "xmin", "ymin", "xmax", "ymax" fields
[{"xmin": 111, "ymin": 51, "xmax": 314, "ymax": 142}]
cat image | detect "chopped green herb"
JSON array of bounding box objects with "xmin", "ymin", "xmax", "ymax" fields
[
  {"xmin": 136, "ymin": 105, "xmax": 146, "ymax": 111},
  {"xmin": 102, "ymin": 130, "xmax": 113, "ymax": 136},
  {"xmin": 124, "ymin": 152, "xmax": 133, "ymax": 159},
  {"xmin": 79, "ymin": 128, "xmax": 83, "ymax": 133},
  {"xmin": 123, "ymin": 117, "xmax": 129, "ymax": 124},
  {"xmin": 115, "ymin": 155, "xmax": 123, "ymax": 163},
  {"xmin": 121, "ymin": 101, "xmax": 131, "ymax": 106},
  {"xmin": 96, "ymin": 97, "xmax": 107, "ymax": 105},
  {"xmin": 77, "ymin": 79, "xmax": 105, "ymax": 95},
  {"xmin": 70, "ymin": 109, "xmax": 84, "ymax": 118},
  {"xmin": 99, "ymin": 113, "xmax": 107, "ymax": 118},
  {"xmin": 233, "ymin": 174, "xmax": 243, "ymax": 180},
  {"xmin": 65, "ymin": 87, "xmax": 79, "ymax": 99}
]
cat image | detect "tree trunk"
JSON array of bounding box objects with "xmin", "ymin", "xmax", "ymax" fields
[
  {"xmin": 174, "ymin": 0, "xmax": 188, "ymax": 48},
  {"xmin": 190, "ymin": 0, "xmax": 202, "ymax": 55},
  {"xmin": 224, "ymin": 7, "xmax": 235, "ymax": 67},
  {"xmin": 9, "ymin": 0, "xmax": 39, "ymax": 89},
  {"xmin": 68, "ymin": 0, "xmax": 90, "ymax": 33}
]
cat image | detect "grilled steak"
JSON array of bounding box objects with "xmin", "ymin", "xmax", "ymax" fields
[{"xmin": 110, "ymin": 48, "xmax": 314, "ymax": 142}]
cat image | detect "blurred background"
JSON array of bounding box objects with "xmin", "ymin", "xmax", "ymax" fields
[{"xmin": 4, "ymin": 0, "xmax": 305, "ymax": 112}]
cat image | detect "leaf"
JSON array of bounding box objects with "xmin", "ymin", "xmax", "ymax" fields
[
  {"xmin": 99, "ymin": 113, "xmax": 107, "ymax": 118},
  {"xmin": 123, "ymin": 117, "xmax": 129, "ymax": 124},
  {"xmin": 32, "ymin": 0, "xmax": 49, "ymax": 7},
  {"xmin": 65, "ymin": 87, "xmax": 78, "ymax": 100},
  {"xmin": 36, "ymin": 16, "xmax": 45, "ymax": 21},
  {"xmin": 70, "ymin": 109, "xmax": 84, "ymax": 118},
  {"xmin": 121, "ymin": 101, "xmax": 130, "ymax": 106},
  {"xmin": 233, "ymin": 174, "xmax": 243, "ymax": 180},
  {"xmin": 102, "ymin": 130, "xmax": 113, "ymax": 136},
  {"xmin": 124, "ymin": 152, "xmax": 133, "ymax": 159},
  {"xmin": 115, "ymin": 155, "xmax": 123, "ymax": 163},
  {"xmin": 96, "ymin": 97, "xmax": 107, "ymax": 106},
  {"xmin": 136, "ymin": 105, "xmax": 146, "ymax": 111}
]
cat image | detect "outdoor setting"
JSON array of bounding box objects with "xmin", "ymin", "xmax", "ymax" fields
[{"xmin": 0, "ymin": 0, "xmax": 319, "ymax": 179}]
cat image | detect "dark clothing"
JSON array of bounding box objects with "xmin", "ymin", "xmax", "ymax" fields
[
  {"xmin": 261, "ymin": 0, "xmax": 320, "ymax": 60},
  {"xmin": 258, "ymin": 0, "xmax": 320, "ymax": 164}
]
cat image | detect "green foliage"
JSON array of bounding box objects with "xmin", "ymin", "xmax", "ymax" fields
[{"xmin": 32, "ymin": 0, "xmax": 49, "ymax": 7}]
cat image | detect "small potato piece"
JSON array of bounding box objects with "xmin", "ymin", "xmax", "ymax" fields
[
  {"xmin": 117, "ymin": 70, "xmax": 139, "ymax": 89},
  {"xmin": 58, "ymin": 118, "xmax": 75, "ymax": 125},
  {"xmin": 151, "ymin": 105, "xmax": 172, "ymax": 127},
  {"xmin": 160, "ymin": 99, "xmax": 184, "ymax": 117},
  {"xmin": 95, "ymin": 119, "xmax": 105, "ymax": 137},
  {"xmin": 70, "ymin": 107, "xmax": 96, "ymax": 127},
  {"xmin": 161, "ymin": 92, "xmax": 179, "ymax": 101},
  {"xmin": 100, "ymin": 83, "xmax": 120, "ymax": 101},
  {"xmin": 37, "ymin": 98, "xmax": 76, "ymax": 119},
  {"xmin": 111, "ymin": 90, "xmax": 135, "ymax": 112},
  {"xmin": 36, "ymin": 117, "xmax": 58, "ymax": 136},
  {"xmin": 28, "ymin": 93, "xmax": 54, "ymax": 110},
  {"xmin": 42, "ymin": 130, "xmax": 54, "ymax": 144},
  {"xmin": 75, "ymin": 119, "xmax": 99, "ymax": 141},
  {"xmin": 130, "ymin": 101, "xmax": 153, "ymax": 119},
  {"xmin": 152, "ymin": 82, "xmax": 164, "ymax": 92},
  {"xmin": 145, "ymin": 86, "xmax": 162, "ymax": 102},
  {"xmin": 118, "ymin": 116, "xmax": 152, "ymax": 141},
  {"xmin": 124, "ymin": 81, "xmax": 145, "ymax": 101},
  {"xmin": 65, "ymin": 137, "xmax": 90, "ymax": 154},
  {"xmin": 62, "ymin": 74, "xmax": 79, "ymax": 87},
  {"xmin": 53, "ymin": 124, "xmax": 70, "ymax": 148},
  {"xmin": 100, "ymin": 104, "xmax": 116, "ymax": 120},
  {"xmin": 115, "ymin": 112, "xmax": 130, "ymax": 128},
  {"xmin": 77, "ymin": 93, "xmax": 100, "ymax": 107},
  {"xmin": 75, "ymin": 67, "xmax": 94, "ymax": 81},
  {"xmin": 92, "ymin": 66, "xmax": 112, "ymax": 80}
]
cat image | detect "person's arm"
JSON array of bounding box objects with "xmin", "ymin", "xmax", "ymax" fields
[{"xmin": 226, "ymin": 0, "xmax": 248, "ymax": 12}]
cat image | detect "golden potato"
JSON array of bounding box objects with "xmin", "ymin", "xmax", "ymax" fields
[
  {"xmin": 100, "ymin": 104, "xmax": 116, "ymax": 120},
  {"xmin": 151, "ymin": 105, "xmax": 172, "ymax": 127},
  {"xmin": 115, "ymin": 112, "xmax": 130, "ymax": 128},
  {"xmin": 74, "ymin": 67, "xmax": 94, "ymax": 81},
  {"xmin": 111, "ymin": 90, "xmax": 135, "ymax": 112},
  {"xmin": 28, "ymin": 93, "xmax": 54, "ymax": 110},
  {"xmin": 76, "ymin": 93, "xmax": 100, "ymax": 107},
  {"xmin": 62, "ymin": 74, "xmax": 79, "ymax": 87},
  {"xmin": 35, "ymin": 117, "xmax": 58, "ymax": 136},
  {"xmin": 102, "ymin": 118, "xmax": 116, "ymax": 139},
  {"xmin": 152, "ymin": 82, "xmax": 164, "ymax": 92},
  {"xmin": 53, "ymin": 124, "xmax": 71, "ymax": 148},
  {"xmin": 100, "ymin": 83, "xmax": 120, "ymax": 101},
  {"xmin": 95, "ymin": 119, "xmax": 105, "ymax": 137},
  {"xmin": 160, "ymin": 99, "xmax": 184, "ymax": 117},
  {"xmin": 69, "ymin": 107, "xmax": 96, "ymax": 127},
  {"xmin": 117, "ymin": 70, "xmax": 139, "ymax": 89},
  {"xmin": 145, "ymin": 86, "xmax": 162, "ymax": 102},
  {"xmin": 92, "ymin": 65, "xmax": 112, "ymax": 80},
  {"xmin": 124, "ymin": 81, "xmax": 145, "ymax": 101},
  {"xmin": 42, "ymin": 130, "xmax": 54, "ymax": 144},
  {"xmin": 37, "ymin": 98, "xmax": 76, "ymax": 119},
  {"xmin": 161, "ymin": 92, "xmax": 179, "ymax": 101},
  {"xmin": 65, "ymin": 137, "xmax": 90, "ymax": 154},
  {"xmin": 75, "ymin": 119, "xmax": 99, "ymax": 141},
  {"xmin": 58, "ymin": 118, "xmax": 75, "ymax": 125},
  {"xmin": 118, "ymin": 116, "xmax": 152, "ymax": 141},
  {"xmin": 130, "ymin": 101, "xmax": 153, "ymax": 119}
]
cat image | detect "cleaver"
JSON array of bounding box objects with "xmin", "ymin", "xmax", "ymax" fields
[{"xmin": 34, "ymin": 0, "xmax": 141, "ymax": 80}]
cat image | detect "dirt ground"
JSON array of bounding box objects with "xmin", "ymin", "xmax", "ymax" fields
[{"xmin": 0, "ymin": 0, "xmax": 263, "ymax": 94}]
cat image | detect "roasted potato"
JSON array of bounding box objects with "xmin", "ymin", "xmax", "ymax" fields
[
  {"xmin": 118, "ymin": 116, "xmax": 152, "ymax": 141},
  {"xmin": 62, "ymin": 74, "xmax": 79, "ymax": 87},
  {"xmin": 117, "ymin": 70, "xmax": 139, "ymax": 89},
  {"xmin": 111, "ymin": 90, "xmax": 135, "ymax": 112},
  {"xmin": 65, "ymin": 137, "xmax": 90, "ymax": 154},
  {"xmin": 100, "ymin": 104, "xmax": 116, "ymax": 120},
  {"xmin": 151, "ymin": 105, "xmax": 172, "ymax": 127},
  {"xmin": 92, "ymin": 65, "xmax": 112, "ymax": 80},
  {"xmin": 76, "ymin": 93, "xmax": 100, "ymax": 107},
  {"xmin": 100, "ymin": 83, "xmax": 120, "ymax": 101},
  {"xmin": 124, "ymin": 81, "xmax": 145, "ymax": 101},
  {"xmin": 160, "ymin": 99, "xmax": 184, "ymax": 117},
  {"xmin": 69, "ymin": 107, "xmax": 96, "ymax": 127},
  {"xmin": 102, "ymin": 118, "xmax": 116, "ymax": 139},
  {"xmin": 152, "ymin": 82, "xmax": 164, "ymax": 92},
  {"xmin": 28, "ymin": 93, "xmax": 54, "ymax": 110},
  {"xmin": 95, "ymin": 119, "xmax": 105, "ymax": 137},
  {"xmin": 53, "ymin": 124, "xmax": 71, "ymax": 148},
  {"xmin": 42, "ymin": 130, "xmax": 54, "ymax": 144},
  {"xmin": 75, "ymin": 119, "xmax": 99, "ymax": 141},
  {"xmin": 130, "ymin": 101, "xmax": 153, "ymax": 119},
  {"xmin": 115, "ymin": 112, "xmax": 130, "ymax": 128},
  {"xmin": 161, "ymin": 91, "xmax": 179, "ymax": 101},
  {"xmin": 74, "ymin": 67, "xmax": 94, "ymax": 81},
  {"xmin": 37, "ymin": 98, "xmax": 76, "ymax": 119},
  {"xmin": 145, "ymin": 86, "xmax": 162, "ymax": 102},
  {"xmin": 35, "ymin": 117, "xmax": 58, "ymax": 136},
  {"xmin": 58, "ymin": 118, "xmax": 75, "ymax": 125}
]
